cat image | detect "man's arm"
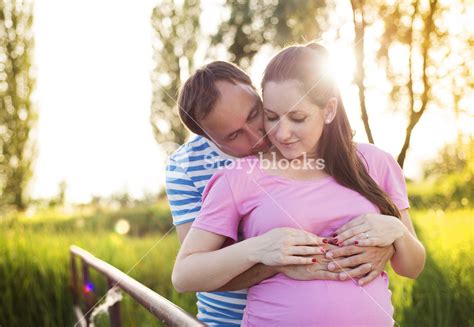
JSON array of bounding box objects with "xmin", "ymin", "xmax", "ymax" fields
[{"xmin": 214, "ymin": 264, "xmax": 277, "ymax": 291}]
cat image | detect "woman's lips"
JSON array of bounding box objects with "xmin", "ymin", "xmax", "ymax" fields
[{"xmin": 279, "ymin": 140, "xmax": 299, "ymax": 148}]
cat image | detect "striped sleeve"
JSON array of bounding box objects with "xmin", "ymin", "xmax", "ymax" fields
[{"xmin": 165, "ymin": 157, "xmax": 202, "ymax": 226}]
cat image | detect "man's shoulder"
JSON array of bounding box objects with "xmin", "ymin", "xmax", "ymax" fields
[
  {"xmin": 169, "ymin": 136, "xmax": 211, "ymax": 161},
  {"xmin": 167, "ymin": 135, "xmax": 233, "ymax": 181}
]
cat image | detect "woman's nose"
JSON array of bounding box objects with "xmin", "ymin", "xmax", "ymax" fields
[{"xmin": 275, "ymin": 122, "xmax": 291, "ymax": 142}]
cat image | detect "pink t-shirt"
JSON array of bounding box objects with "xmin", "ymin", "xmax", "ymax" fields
[{"xmin": 193, "ymin": 143, "xmax": 409, "ymax": 326}]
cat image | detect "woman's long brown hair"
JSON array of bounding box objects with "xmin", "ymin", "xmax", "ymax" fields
[{"xmin": 261, "ymin": 43, "xmax": 401, "ymax": 218}]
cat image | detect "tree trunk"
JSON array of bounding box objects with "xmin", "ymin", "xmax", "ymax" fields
[
  {"xmin": 350, "ymin": 0, "xmax": 374, "ymax": 144},
  {"xmin": 397, "ymin": 0, "xmax": 437, "ymax": 167}
]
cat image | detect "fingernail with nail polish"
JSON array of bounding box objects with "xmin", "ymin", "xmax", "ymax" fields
[
  {"xmin": 322, "ymin": 239, "xmax": 328, "ymax": 244},
  {"xmin": 332, "ymin": 233, "xmax": 337, "ymax": 237},
  {"xmin": 312, "ymin": 258, "xmax": 318, "ymax": 263},
  {"xmin": 354, "ymin": 240, "xmax": 359, "ymax": 245}
]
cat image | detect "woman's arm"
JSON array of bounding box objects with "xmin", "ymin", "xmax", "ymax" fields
[
  {"xmin": 389, "ymin": 209, "xmax": 426, "ymax": 278},
  {"xmin": 172, "ymin": 227, "xmax": 325, "ymax": 292}
]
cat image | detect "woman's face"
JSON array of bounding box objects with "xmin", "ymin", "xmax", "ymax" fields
[{"xmin": 263, "ymin": 80, "xmax": 327, "ymax": 161}]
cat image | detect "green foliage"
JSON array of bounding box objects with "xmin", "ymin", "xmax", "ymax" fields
[
  {"xmin": 6, "ymin": 203, "xmax": 173, "ymax": 237},
  {"xmin": 0, "ymin": 0, "xmax": 37, "ymax": 211},
  {"xmin": 423, "ymin": 135, "xmax": 473, "ymax": 179},
  {"xmin": 408, "ymin": 136, "xmax": 473, "ymax": 210},
  {"xmin": 150, "ymin": 0, "xmax": 200, "ymax": 146},
  {"xmin": 387, "ymin": 209, "xmax": 474, "ymax": 326},
  {"xmin": 213, "ymin": 0, "xmax": 329, "ymax": 68}
]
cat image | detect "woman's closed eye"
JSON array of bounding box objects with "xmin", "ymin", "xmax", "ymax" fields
[
  {"xmin": 265, "ymin": 114, "xmax": 307, "ymax": 123},
  {"xmin": 291, "ymin": 117, "xmax": 307, "ymax": 123}
]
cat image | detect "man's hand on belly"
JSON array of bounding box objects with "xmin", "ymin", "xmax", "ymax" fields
[
  {"xmin": 276, "ymin": 244, "xmax": 341, "ymax": 281},
  {"xmin": 323, "ymin": 244, "xmax": 395, "ymax": 285}
]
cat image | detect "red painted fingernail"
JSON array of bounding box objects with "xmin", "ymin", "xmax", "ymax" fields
[
  {"xmin": 332, "ymin": 238, "xmax": 338, "ymax": 243},
  {"xmin": 332, "ymin": 233, "xmax": 337, "ymax": 237},
  {"xmin": 354, "ymin": 240, "xmax": 359, "ymax": 245},
  {"xmin": 322, "ymin": 239, "xmax": 328, "ymax": 244},
  {"xmin": 312, "ymin": 258, "xmax": 317, "ymax": 263}
]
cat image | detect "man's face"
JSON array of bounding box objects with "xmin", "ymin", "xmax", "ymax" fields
[{"xmin": 198, "ymin": 80, "xmax": 271, "ymax": 157}]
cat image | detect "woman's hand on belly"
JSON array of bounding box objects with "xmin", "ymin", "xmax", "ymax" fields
[
  {"xmin": 250, "ymin": 227, "xmax": 326, "ymax": 266},
  {"xmin": 332, "ymin": 213, "xmax": 405, "ymax": 247},
  {"xmin": 276, "ymin": 244, "xmax": 340, "ymax": 281}
]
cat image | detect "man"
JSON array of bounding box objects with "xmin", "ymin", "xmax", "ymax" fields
[{"xmin": 165, "ymin": 61, "xmax": 394, "ymax": 325}]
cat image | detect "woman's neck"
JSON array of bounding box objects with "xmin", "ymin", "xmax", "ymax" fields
[{"xmin": 258, "ymin": 148, "xmax": 328, "ymax": 180}]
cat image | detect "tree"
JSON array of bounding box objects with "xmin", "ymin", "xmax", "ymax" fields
[
  {"xmin": 0, "ymin": 0, "xmax": 36, "ymax": 211},
  {"xmin": 350, "ymin": 0, "xmax": 374, "ymax": 144},
  {"xmin": 212, "ymin": 0, "xmax": 329, "ymax": 69},
  {"xmin": 150, "ymin": 0, "xmax": 201, "ymax": 146},
  {"xmin": 376, "ymin": 0, "xmax": 473, "ymax": 167},
  {"xmin": 423, "ymin": 134, "xmax": 473, "ymax": 179}
]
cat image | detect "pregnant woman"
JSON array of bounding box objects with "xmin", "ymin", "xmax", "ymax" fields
[{"xmin": 172, "ymin": 43, "xmax": 426, "ymax": 326}]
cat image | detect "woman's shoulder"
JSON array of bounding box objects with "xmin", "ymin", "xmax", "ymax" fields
[
  {"xmin": 356, "ymin": 142, "xmax": 390, "ymax": 157},
  {"xmin": 356, "ymin": 142, "xmax": 395, "ymax": 164},
  {"xmin": 355, "ymin": 142, "xmax": 401, "ymax": 177}
]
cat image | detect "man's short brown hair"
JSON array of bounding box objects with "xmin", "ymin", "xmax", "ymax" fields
[{"xmin": 177, "ymin": 61, "xmax": 255, "ymax": 136}]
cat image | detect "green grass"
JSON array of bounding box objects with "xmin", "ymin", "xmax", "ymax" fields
[
  {"xmin": 1, "ymin": 207, "xmax": 473, "ymax": 326},
  {"xmin": 387, "ymin": 209, "xmax": 473, "ymax": 326},
  {"xmin": 0, "ymin": 226, "xmax": 195, "ymax": 326}
]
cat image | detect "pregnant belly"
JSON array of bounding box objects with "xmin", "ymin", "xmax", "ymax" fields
[{"xmin": 243, "ymin": 272, "xmax": 394, "ymax": 327}]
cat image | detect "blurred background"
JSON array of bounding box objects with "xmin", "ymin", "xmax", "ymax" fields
[{"xmin": 1, "ymin": 0, "xmax": 473, "ymax": 326}]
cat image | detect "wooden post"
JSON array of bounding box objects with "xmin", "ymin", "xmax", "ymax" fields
[
  {"xmin": 82, "ymin": 259, "xmax": 93, "ymax": 326},
  {"xmin": 108, "ymin": 278, "xmax": 121, "ymax": 327}
]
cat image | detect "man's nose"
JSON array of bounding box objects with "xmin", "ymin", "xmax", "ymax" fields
[{"xmin": 244, "ymin": 125, "xmax": 261, "ymax": 141}]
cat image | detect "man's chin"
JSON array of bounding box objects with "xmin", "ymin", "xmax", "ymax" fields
[
  {"xmin": 251, "ymin": 140, "xmax": 272, "ymax": 154},
  {"xmin": 251, "ymin": 145, "xmax": 271, "ymax": 155}
]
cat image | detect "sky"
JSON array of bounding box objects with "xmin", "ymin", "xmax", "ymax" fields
[
  {"xmin": 31, "ymin": 0, "xmax": 162, "ymax": 203},
  {"xmin": 30, "ymin": 0, "xmax": 472, "ymax": 204}
]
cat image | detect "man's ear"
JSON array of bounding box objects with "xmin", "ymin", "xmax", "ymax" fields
[{"xmin": 323, "ymin": 97, "xmax": 338, "ymax": 124}]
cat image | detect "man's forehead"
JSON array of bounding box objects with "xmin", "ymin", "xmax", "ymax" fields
[
  {"xmin": 215, "ymin": 79, "xmax": 258, "ymax": 98},
  {"xmin": 198, "ymin": 80, "xmax": 259, "ymax": 130}
]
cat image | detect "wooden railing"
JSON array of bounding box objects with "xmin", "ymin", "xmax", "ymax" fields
[{"xmin": 70, "ymin": 245, "xmax": 204, "ymax": 327}]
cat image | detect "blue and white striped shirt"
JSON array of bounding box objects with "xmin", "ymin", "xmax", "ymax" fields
[{"xmin": 165, "ymin": 135, "xmax": 247, "ymax": 326}]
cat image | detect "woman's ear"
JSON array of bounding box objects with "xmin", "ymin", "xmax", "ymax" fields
[{"xmin": 323, "ymin": 97, "xmax": 338, "ymax": 124}]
